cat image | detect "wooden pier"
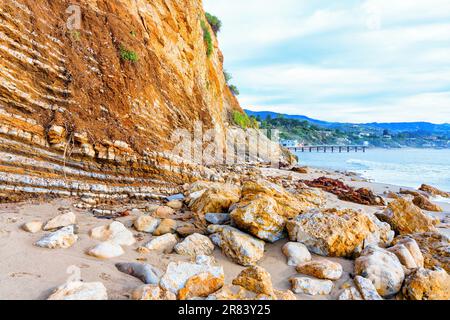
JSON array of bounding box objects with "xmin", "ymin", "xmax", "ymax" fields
[{"xmin": 287, "ymin": 145, "xmax": 367, "ymax": 153}]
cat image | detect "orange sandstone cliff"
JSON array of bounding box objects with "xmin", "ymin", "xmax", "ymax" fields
[{"xmin": 0, "ymin": 0, "xmax": 293, "ymax": 201}]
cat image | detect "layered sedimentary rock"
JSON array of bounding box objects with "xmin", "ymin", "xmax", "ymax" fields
[{"xmin": 0, "ymin": 0, "xmax": 292, "ymax": 202}]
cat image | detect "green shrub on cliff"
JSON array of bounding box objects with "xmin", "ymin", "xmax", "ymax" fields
[
  {"xmin": 201, "ymin": 20, "xmax": 213, "ymax": 57},
  {"xmin": 224, "ymin": 70, "xmax": 232, "ymax": 84},
  {"xmin": 232, "ymin": 111, "xmax": 258, "ymax": 129},
  {"xmin": 224, "ymin": 71, "xmax": 240, "ymax": 96},
  {"xmin": 119, "ymin": 45, "xmax": 138, "ymax": 62},
  {"xmin": 232, "ymin": 111, "xmax": 250, "ymax": 129},
  {"xmin": 205, "ymin": 12, "xmax": 222, "ymax": 34},
  {"xmin": 229, "ymin": 84, "xmax": 240, "ymax": 96}
]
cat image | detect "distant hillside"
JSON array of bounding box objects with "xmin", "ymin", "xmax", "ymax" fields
[
  {"xmin": 363, "ymin": 122, "xmax": 450, "ymax": 134},
  {"xmin": 243, "ymin": 110, "xmax": 329, "ymax": 126},
  {"xmin": 244, "ymin": 109, "xmax": 450, "ymax": 134}
]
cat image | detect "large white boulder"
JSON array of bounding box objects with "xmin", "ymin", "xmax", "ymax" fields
[{"xmin": 355, "ymin": 245, "xmax": 405, "ymax": 297}]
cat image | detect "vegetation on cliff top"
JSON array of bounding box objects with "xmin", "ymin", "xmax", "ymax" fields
[
  {"xmin": 202, "ymin": 14, "xmax": 240, "ymax": 96},
  {"xmin": 228, "ymin": 84, "xmax": 240, "ymax": 96},
  {"xmin": 205, "ymin": 12, "xmax": 222, "ymax": 34}
]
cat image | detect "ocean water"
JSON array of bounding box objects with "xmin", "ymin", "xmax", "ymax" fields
[{"xmin": 295, "ymin": 148, "xmax": 450, "ymax": 198}]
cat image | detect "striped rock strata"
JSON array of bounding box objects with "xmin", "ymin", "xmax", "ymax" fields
[{"xmin": 0, "ymin": 0, "xmax": 293, "ymax": 202}]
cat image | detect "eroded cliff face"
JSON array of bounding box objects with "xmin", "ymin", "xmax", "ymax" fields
[{"xmin": 0, "ymin": 0, "xmax": 290, "ymax": 201}]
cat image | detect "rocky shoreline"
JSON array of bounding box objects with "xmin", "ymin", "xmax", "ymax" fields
[{"xmin": 0, "ymin": 165, "xmax": 449, "ymax": 300}]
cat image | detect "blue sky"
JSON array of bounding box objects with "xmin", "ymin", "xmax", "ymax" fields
[{"xmin": 204, "ymin": 0, "xmax": 450, "ymax": 123}]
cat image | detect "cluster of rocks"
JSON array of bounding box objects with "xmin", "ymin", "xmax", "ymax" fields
[
  {"xmin": 31, "ymin": 211, "xmax": 79, "ymax": 249},
  {"xmin": 288, "ymin": 252, "xmax": 344, "ymax": 296},
  {"xmin": 21, "ymin": 177, "xmax": 450, "ymax": 300}
]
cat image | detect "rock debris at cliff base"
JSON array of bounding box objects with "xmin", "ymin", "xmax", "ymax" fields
[{"xmin": 0, "ymin": 166, "xmax": 449, "ymax": 300}]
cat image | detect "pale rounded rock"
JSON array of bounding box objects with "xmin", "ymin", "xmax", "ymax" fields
[
  {"xmin": 89, "ymin": 221, "xmax": 135, "ymax": 246},
  {"xmin": 153, "ymin": 219, "xmax": 177, "ymax": 236},
  {"xmin": 355, "ymin": 245, "xmax": 405, "ymax": 297},
  {"xmin": 289, "ymin": 277, "xmax": 333, "ymax": 295},
  {"xmin": 144, "ymin": 233, "xmax": 178, "ymax": 253},
  {"xmin": 166, "ymin": 200, "xmax": 183, "ymax": 210},
  {"xmin": 48, "ymin": 281, "xmax": 107, "ymax": 300},
  {"xmin": 153, "ymin": 206, "xmax": 175, "ymax": 219},
  {"xmin": 43, "ymin": 212, "xmax": 76, "ymax": 230},
  {"xmin": 22, "ymin": 221, "xmax": 43, "ymax": 233},
  {"xmin": 208, "ymin": 225, "xmax": 265, "ymax": 266},
  {"xmin": 174, "ymin": 233, "xmax": 214, "ymax": 257},
  {"xmin": 134, "ymin": 215, "xmax": 160, "ymax": 233},
  {"xmin": 88, "ymin": 242, "xmax": 125, "ymax": 259},
  {"xmin": 115, "ymin": 262, "xmax": 163, "ymax": 285},
  {"xmin": 282, "ymin": 242, "xmax": 311, "ymax": 266},
  {"xmin": 387, "ymin": 238, "xmax": 424, "ymax": 272}
]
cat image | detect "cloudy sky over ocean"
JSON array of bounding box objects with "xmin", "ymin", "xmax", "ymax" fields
[{"xmin": 204, "ymin": 0, "xmax": 450, "ymax": 123}]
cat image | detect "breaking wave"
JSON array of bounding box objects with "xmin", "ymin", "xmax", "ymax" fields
[
  {"xmin": 296, "ymin": 148, "xmax": 450, "ymax": 191},
  {"xmin": 345, "ymin": 157, "xmax": 450, "ymax": 190}
]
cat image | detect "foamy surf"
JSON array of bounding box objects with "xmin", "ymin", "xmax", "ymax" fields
[
  {"xmin": 432, "ymin": 196, "xmax": 450, "ymax": 204},
  {"xmin": 297, "ymin": 148, "xmax": 450, "ymax": 191}
]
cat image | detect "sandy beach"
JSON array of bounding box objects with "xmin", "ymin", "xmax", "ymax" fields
[{"xmin": 0, "ymin": 166, "xmax": 448, "ymax": 300}]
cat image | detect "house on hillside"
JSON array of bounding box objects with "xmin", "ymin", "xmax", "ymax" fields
[{"xmin": 280, "ymin": 139, "xmax": 298, "ymax": 147}]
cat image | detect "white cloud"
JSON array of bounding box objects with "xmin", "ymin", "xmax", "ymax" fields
[
  {"xmin": 236, "ymin": 64, "xmax": 450, "ymax": 100},
  {"xmin": 361, "ymin": 0, "xmax": 450, "ymax": 24},
  {"xmin": 247, "ymin": 91, "xmax": 450, "ymax": 124},
  {"xmin": 204, "ymin": 0, "xmax": 450, "ymax": 123}
]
